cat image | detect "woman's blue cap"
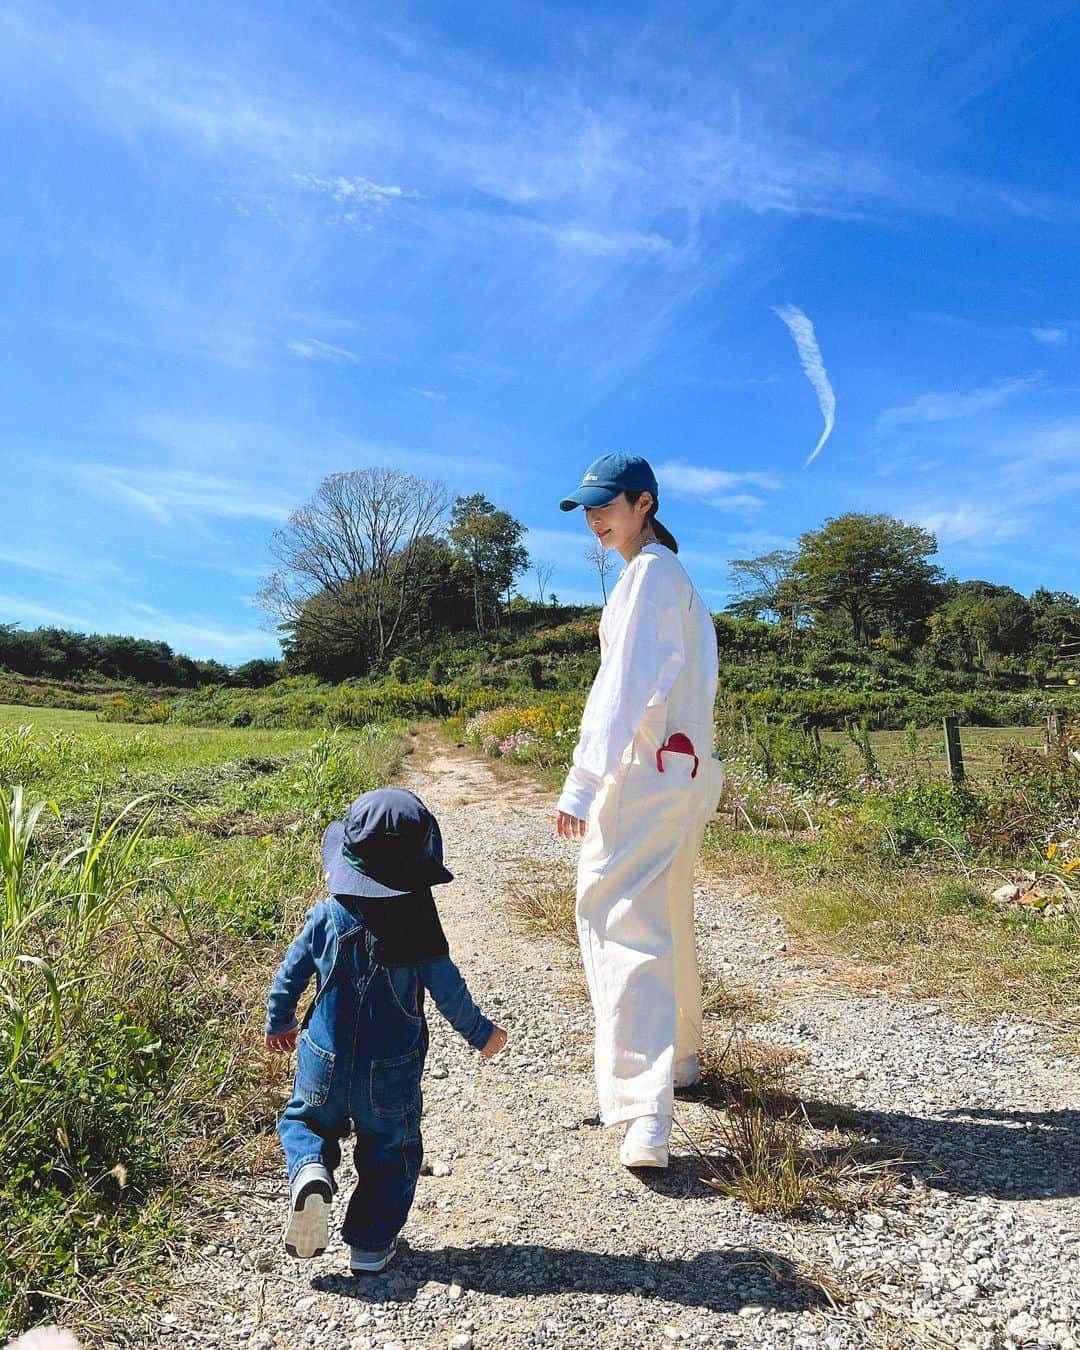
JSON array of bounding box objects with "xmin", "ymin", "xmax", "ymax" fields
[{"xmin": 559, "ymin": 453, "xmax": 658, "ymax": 511}]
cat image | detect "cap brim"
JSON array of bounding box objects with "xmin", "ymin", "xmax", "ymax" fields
[
  {"xmin": 320, "ymin": 820, "xmax": 453, "ymax": 898},
  {"xmin": 559, "ymin": 484, "xmax": 621, "ymax": 511}
]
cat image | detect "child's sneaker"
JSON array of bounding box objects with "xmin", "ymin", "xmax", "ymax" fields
[
  {"xmin": 284, "ymin": 1162, "xmax": 333, "ymax": 1260},
  {"xmin": 349, "ymin": 1237, "xmax": 399, "ymax": 1274}
]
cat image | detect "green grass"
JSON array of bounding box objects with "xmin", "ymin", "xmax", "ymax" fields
[
  {"xmin": 0, "ymin": 716, "xmax": 412, "ymax": 1341},
  {"xmin": 0, "ymin": 703, "xmax": 324, "ymax": 804},
  {"xmin": 707, "ymin": 824, "xmax": 1080, "ymax": 1032},
  {"xmin": 820, "ymin": 723, "xmax": 1044, "ymax": 781}
]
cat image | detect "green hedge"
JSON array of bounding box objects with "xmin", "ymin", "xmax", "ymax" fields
[{"xmin": 168, "ymin": 679, "xmax": 511, "ymax": 729}]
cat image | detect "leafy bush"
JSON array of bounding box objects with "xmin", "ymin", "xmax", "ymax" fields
[
  {"xmin": 462, "ymin": 701, "xmax": 583, "ymax": 769},
  {"xmin": 169, "ymin": 679, "xmax": 508, "ymax": 729}
]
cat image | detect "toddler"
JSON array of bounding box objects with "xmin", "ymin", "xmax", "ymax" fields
[{"xmin": 265, "ymin": 787, "xmax": 506, "ymax": 1273}]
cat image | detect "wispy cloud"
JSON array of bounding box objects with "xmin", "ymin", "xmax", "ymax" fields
[
  {"xmin": 772, "ymin": 305, "xmax": 836, "ymax": 467},
  {"xmin": 879, "ymin": 374, "xmax": 1041, "ymax": 430},
  {"xmin": 286, "ymin": 337, "xmax": 362, "ymax": 365},
  {"xmin": 1030, "ymin": 327, "xmax": 1069, "ymax": 347},
  {"xmin": 524, "ymin": 527, "xmax": 592, "ymax": 563},
  {"xmin": 75, "ymin": 464, "xmax": 292, "ymax": 524},
  {"xmin": 292, "ymin": 173, "xmax": 417, "ymax": 204},
  {"xmin": 290, "ymin": 173, "xmax": 420, "ymax": 228},
  {"xmin": 913, "ymin": 500, "xmax": 1026, "ymax": 545},
  {"xmin": 0, "ymin": 591, "xmax": 272, "ymax": 658},
  {"xmin": 0, "ymin": 546, "xmax": 127, "ymax": 582},
  {"xmin": 655, "ymin": 462, "xmax": 781, "ymax": 513}
]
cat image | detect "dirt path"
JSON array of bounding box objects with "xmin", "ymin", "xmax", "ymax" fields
[{"xmin": 147, "ymin": 736, "xmax": 1080, "ymax": 1350}]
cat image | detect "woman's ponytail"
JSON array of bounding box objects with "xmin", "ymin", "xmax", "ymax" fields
[
  {"xmin": 650, "ymin": 512, "xmax": 679, "ymax": 554},
  {"xmin": 624, "ymin": 488, "xmax": 679, "ymax": 554}
]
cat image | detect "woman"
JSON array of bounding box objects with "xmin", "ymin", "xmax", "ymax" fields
[{"xmin": 556, "ymin": 452, "xmax": 722, "ymax": 1169}]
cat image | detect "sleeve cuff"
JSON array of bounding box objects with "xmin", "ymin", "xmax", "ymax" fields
[
  {"xmin": 557, "ymin": 768, "xmax": 598, "ymax": 822},
  {"xmin": 468, "ymin": 1015, "xmax": 496, "ymax": 1052}
]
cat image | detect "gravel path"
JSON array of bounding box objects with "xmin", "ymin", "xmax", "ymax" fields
[{"xmin": 147, "ymin": 738, "xmax": 1080, "ymax": 1350}]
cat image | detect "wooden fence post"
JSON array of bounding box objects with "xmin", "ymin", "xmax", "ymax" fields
[
  {"xmin": 1046, "ymin": 710, "xmax": 1063, "ymax": 752},
  {"xmin": 943, "ymin": 716, "xmax": 965, "ymax": 784}
]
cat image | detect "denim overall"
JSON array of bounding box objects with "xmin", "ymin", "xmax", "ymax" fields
[{"xmin": 277, "ymin": 898, "xmax": 427, "ymax": 1251}]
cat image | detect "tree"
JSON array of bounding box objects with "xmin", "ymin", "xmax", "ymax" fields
[
  {"xmin": 793, "ymin": 513, "xmax": 944, "ymax": 644},
  {"xmin": 726, "ymin": 548, "xmax": 809, "ymax": 647},
  {"xmin": 233, "ymin": 657, "xmax": 283, "ymax": 687},
  {"xmin": 534, "ymin": 561, "xmax": 555, "ymax": 608},
  {"xmin": 259, "ymin": 468, "xmax": 449, "ymax": 671},
  {"xmin": 448, "ymin": 494, "xmax": 529, "ymax": 634},
  {"xmin": 585, "ymin": 540, "xmax": 616, "ymax": 603}
]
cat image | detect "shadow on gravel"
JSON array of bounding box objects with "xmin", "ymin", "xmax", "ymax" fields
[
  {"xmin": 312, "ymin": 1243, "xmax": 829, "ymax": 1313},
  {"xmin": 859, "ymin": 1104, "xmax": 1080, "ymax": 1201},
  {"xmin": 685, "ymin": 1075, "xmax": 1080, "ymax": 1203}
]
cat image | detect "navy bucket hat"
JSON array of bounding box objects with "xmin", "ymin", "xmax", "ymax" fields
[
  {"xmin": 559, "ymin": 452, "xmax": 658, "ymax": 511},
  {"xmin": 320, "ymin": 787, "xmax": 453, "ymax": 899}
]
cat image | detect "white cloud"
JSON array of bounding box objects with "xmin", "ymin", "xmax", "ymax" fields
[
  {"xmin": 0, "ymin": 592, "xmax": 273, "ymax": 660},
  {"xmin": 773, "ymin": 305, "xmax": 836, "ymax": 467},
  {"xmin": 879, "ymin": 375, "xmax": 1041, "ymax": 429},
  {"xmin": 75, "ymin": 464, "xmax": 293, "ymax": 525},
  {"xmin": 1031, "ymin": 327, "xmax": 1068, "ymax": 347},
  {"xmin": 524, "ymin": 527, "xmax": 593, "ymax": 563},
  {"xmin": 913, "ymin": 501, "xmax": 1026, "ymax": 545},
  {"xmin": 655, "ymin": 462, "xmax": 781, "ymax": 498},
  {"xmin": 291, "ymin": 173, "xmax": 417, "ymax": 205},
  {"xmin": 287, "ymin": 336, "xmax": 362, "ymax": 364},
  {"xmin": 0, "ymin": 546, "xmax": 126, "ymax": 581}
]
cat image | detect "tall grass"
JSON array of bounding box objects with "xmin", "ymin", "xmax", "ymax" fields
[{"xmin": 0, "ymin": 717, "xmax": 413, "ymax": 1338}]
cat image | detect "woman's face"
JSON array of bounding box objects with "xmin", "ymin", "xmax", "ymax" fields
[{"xmin": 584, "ymin": 491, "xmax": 653, "ymax": 555}]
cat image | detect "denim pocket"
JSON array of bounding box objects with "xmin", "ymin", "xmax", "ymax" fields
[
  {"xmin": 371, "ymin": 1049, "xmax": 422, "ymax": 1117},
  {"xmin": 295, "ymin": 1031, "xmax": 335, "ymax": 1107}
]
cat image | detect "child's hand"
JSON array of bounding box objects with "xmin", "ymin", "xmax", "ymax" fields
[
  {"xmin": 265, "ymin": 1028, "xmax": 299, "ymax": 1054},
  {"xmin": 481, "ymin": 1025, "xmax": 508, "ymax": 1059}
]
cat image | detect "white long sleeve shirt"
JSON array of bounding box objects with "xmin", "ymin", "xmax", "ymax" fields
[{"xmin": 557, "ymin": 546, "xmax": 687, "ymax": 822}]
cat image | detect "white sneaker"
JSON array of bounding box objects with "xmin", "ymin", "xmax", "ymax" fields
[
  {"xmin": 349, "ymin": 1237, "xmax": 399, "ymax": 1274},
  {"xmin": 619, "ymin": 1114, "xmax": 671, "ymax": 1169},
  {"xmin": 673, "ymin": 1055, "xmax": 701, "ymax": 1089},
  {"xmin": 284, "ymin": 1162, "xmax": 333, "ymax": 1260}
]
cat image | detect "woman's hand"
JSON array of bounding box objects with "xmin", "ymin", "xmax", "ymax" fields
[
  {"xmin": 265, "ymin": 1028, "xmax": 299, "ymax": 1054},
  {"xmin": 556, "ymin": 811, "xmax": 587, "ymax": 839},
  {"xmin": 481, "ymin": 1025, "xmax": 508, "ymax": 1059}
]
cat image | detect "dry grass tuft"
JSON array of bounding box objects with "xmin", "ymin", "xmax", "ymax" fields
[
  {"xmin": 685, "ymin": 1025, "xmax": 901, "ymax": 1218},
  {"xmin": 700, "ymin": 970, "xmax": 769, "ymax": 1022},
  {"xmin": 506, "ymin": 863, "xmax": 578, "ymax": 945}
]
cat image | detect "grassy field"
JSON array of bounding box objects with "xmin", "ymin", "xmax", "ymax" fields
[
  {"xmin": 0, "ymin": 711, "xmax": 413, "ymax": 1341},
  {"xmin": 820, "ymin": 723, "xmax": 1045, "ymax": 780}
]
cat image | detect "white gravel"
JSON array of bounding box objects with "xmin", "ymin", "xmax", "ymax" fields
[{"xmin": 135, "ymin": 742, "xmax": 1079, "ymax": 1350}]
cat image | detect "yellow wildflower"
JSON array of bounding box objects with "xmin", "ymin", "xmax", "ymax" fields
[
  {"xmin": 1047, "ymin": 843, "xmax": 1059, "ymax": 859},
  {"xmin": 1064, "ymin": 858, "xmax": 1080, "ymax": 874}
]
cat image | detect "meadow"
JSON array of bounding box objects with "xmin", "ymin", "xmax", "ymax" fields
[
  {"xmin": 3, "ymin": 697, "xmax": 1078, "ymax": 1339},
  {"xmin": 0, "ymin": 707, "xmax": 411, "ymax": 1340},
  {"xmin": 459, "ymin": 702, "xmax": 1080, "ymax": 1033}
]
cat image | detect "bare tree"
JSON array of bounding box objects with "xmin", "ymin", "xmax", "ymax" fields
[
  {"xmin": 258, "ymin": 468, "xmax": 449, "ymax": 668},
  {"xmin": 585, "ymin": 540, "xmax": 616, "ymax": 603},
  {"xmin": 534, "ymin": 561, "xmax": 555, "ymax": 607}
]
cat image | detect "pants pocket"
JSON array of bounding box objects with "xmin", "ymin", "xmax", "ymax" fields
[
  {"xmin": 295, "ymin": 1031, "xmax": 336, "ymax": 1107},
  {"xmin": 371, "ymin": 1049, "xmax": 423, "ymax": 1117}
]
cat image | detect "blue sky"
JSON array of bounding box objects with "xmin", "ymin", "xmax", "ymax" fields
[{"xmin": 2, "ymin": 0, "xmax": 1080, "ymax": 662}]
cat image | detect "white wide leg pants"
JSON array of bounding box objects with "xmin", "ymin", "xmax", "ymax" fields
[{"xmin": 575, "ymin": 702, "xmax": 723, "ymax": 1126}]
